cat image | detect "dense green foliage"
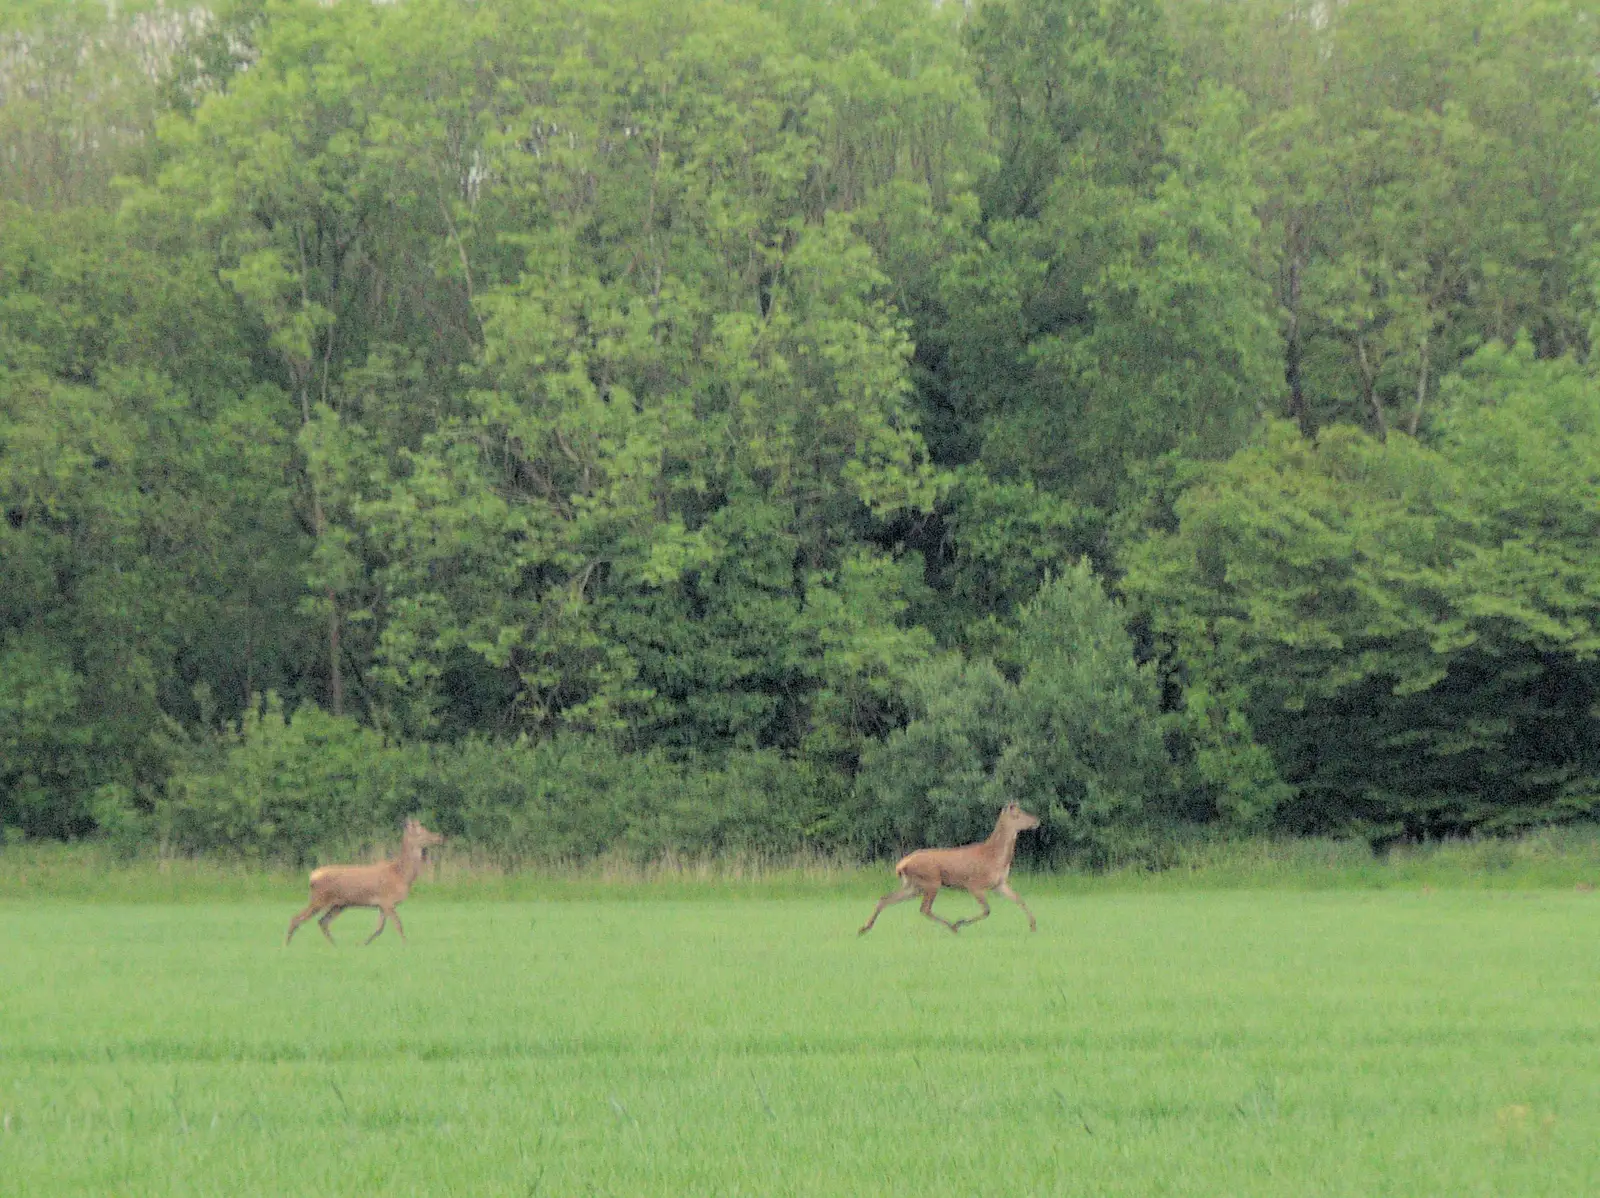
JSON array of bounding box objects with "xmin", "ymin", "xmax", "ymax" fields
[
  {"xmin": 2, "ymin": 0, "xmax": 1597, "ymax": 860},
  {"xmin": 855, "ymin": 562, "xmax": 1175, "ymax": 863},
  {"xmin": 1124, "ymin": 344, "xmax": 1600, "ymax": 840},
  {"xmin": 6, "ymin": 893, "xmax": 1600, "ymax": 1194}
]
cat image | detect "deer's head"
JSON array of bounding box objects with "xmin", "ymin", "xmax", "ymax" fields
[
  {"xmin": 403, "ymin": 818, "xmax": 446, "ymax": 853},
  {"xmin": 1001, "ymin": 802, "xmax": 1041, "ymax": 832}
]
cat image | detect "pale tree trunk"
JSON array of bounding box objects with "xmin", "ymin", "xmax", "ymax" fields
[
  {"xmin": 1407, "ymin": 326, "xmax": 1430, "ymax": 437},
  {"xmin": 295, "ymin": 226, "xmax": 344, "ymax": 716},
  {"xmin": 1356, "ymin": 336, "xmax": 1387, "ymax": 443},
  {"xmin": 300, "ymin": 392, "xmax": 345, "ymax": 716},
  {"xmin": 296, "ymin": 374, "xmax": 343, "ymax": 716}
]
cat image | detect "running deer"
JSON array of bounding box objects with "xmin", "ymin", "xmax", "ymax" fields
[
  {"xmin": 284, "ymin": 818, "xmax": 445, "ymax": 947},
  {"xmin": 858, "ymin": 802, "xmax": 1041, "ymax": 935}
]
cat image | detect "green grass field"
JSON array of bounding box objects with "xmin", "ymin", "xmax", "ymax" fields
[{"xmin": 3, "ymin": 888, "xmax": 1598, "ymax": 1196}]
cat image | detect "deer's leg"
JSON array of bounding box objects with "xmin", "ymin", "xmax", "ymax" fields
[
  {"xmin": 317, "ymin": 904, "xmax": 345, "ymax": 945},
  {"xmin": 996, "ymin": 880, "xmax": 1037, "ymax": 932},
  {"xmin": 918, "ymin": 888, "xmax": 959, "ymax": 934},
  {"xmin": 952, "ymin": 888, "xmax": 992, "ymax": 931},
  {"xmin": 385, "ymin": 905, "xmax": 406, "ymax": 943},
  {"xmin": 363, "ymin": 909, "xmax": 389, "ymax": 946},
  {"xmin": 859, "ymin": 883, "xmax": 918, "ymax": 934},
  {"xmin": 285, "ymin": 901, "xmax": 324, "ymax": 946}
]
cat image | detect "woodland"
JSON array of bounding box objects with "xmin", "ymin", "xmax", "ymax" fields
[{"xmin": 2, "ymin": 0, "xmax": 1597, "ymax": 865}]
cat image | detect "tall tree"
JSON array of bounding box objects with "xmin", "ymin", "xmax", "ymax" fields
[
  {"xmin": 1121, "ymin": 341, "xmax": 1600, "ymax": 838},
  {"xmin": 1171, "ymin": 0, "xmax": 1600, "ymax": 436},
  {"xmin": 355, "ymin": 0, "xmax": 948, "ymax": 760}
]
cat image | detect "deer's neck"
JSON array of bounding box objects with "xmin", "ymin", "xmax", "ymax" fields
[
  {"xmin": 984, "ymin": 821, "xmax": 1019, "ymax": 871},
  {"xmin": 393, "ymin": 842, "xmax": 426, "ymax": 887}
]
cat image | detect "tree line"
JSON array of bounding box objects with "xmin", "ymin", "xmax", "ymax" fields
[{"xmin": 2, "ymin": 0, "xmax": 1597, "ymax": 864}]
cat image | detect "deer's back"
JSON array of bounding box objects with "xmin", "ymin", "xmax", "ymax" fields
[
  {"xmin": 897, "ymin": 845, "xmax": 1004, "ymax": 890},
  {"xmin": 308, "ymin": 861, "xmax": 399, "ymax": 905}
]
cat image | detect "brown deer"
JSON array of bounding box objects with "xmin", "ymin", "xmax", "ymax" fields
[
  {"xmin": 284, "ymin": 818, "xmax": 445, "ymax": 947},
  {"xmin": 859, "ymin": 802, "xmax": 1041, "ymax": 935}
]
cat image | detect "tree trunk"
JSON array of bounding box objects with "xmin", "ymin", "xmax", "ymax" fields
[
  {"xmin": 1357, "ymin": 337, "xmax": 1387, "ymax": 443},
  {"xmin": 327, "ymin": 586, "xmax": 343, "ymax": 716},
  {"xmin": 1407, "ymin": 327, "xmax": 1430, "ymax": 437},
  {"xmin": 299, "ymin": 379, "xmax": 343, "ymax": 716},
  {"xmin": 1283, "ymin": 251, "xmax": 1310, "ymax": 435}
]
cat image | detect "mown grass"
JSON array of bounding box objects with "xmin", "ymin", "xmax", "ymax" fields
[{"xmin": 3, "ymin": 890, "xmax": 1599, "ymax": 1196}]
